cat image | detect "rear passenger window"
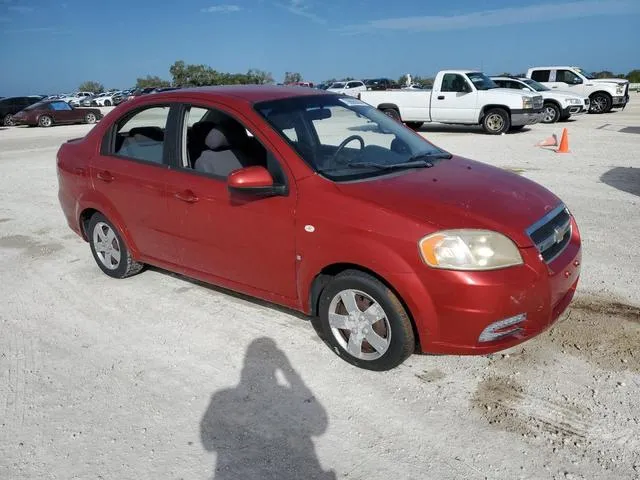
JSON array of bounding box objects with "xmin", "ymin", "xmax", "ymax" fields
[
  {"xmin": 113, "ymin": 106, "xmax": 169, "ymax": 164},
  {"xmin": 531, "ymin": 70, "xmax": 550, "ymax": 82}
]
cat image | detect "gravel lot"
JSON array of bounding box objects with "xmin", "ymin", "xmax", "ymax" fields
[{"xmin": 1, "ymin": 99, "xmax": 639, "ymax": 480}]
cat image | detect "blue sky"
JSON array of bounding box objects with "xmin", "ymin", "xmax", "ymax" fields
[{"xmin": 1, "ymin": 0, "xmax": 639, "ymax": 95}]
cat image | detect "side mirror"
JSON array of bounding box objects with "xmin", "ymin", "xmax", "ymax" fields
[{"xmin": 227, "ymin": 166, "xmax": 286, "ymax": 196}]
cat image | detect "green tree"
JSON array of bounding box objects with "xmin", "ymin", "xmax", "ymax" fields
[
  {"xmin": 78, "ymin": 81, "xmax": 104, "ymax": 93},
  {"xmin": 284, "ymin": 72, "xmax": 303, "ymax": 84},
  {"xmin": 625, "ymin": 70, "xmax": 640, "ymax": 82},
  {"xmin": 136, "ymin": 75, "xmax": 171, "ymax": 89},
  {"xmin": 246, "ymin": 69, "xmax": 274, "ymax": 84},
  {"xmin": 594, "ymin": 70, "xmax": 615, "ymax": 79}
]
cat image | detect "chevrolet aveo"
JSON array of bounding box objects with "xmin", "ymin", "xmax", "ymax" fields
[{"xmin": 57, "ymin": 86, "xmax": 582, "ymax": 371}]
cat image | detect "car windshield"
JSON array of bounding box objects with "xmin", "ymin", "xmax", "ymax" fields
[
  {"xmin": 255, "ymin": 94, "xmax": 451, "ymax": 182},
  {"xmin": 466, "ymin": 72, "xmax": 498, "ymax": 90},
  {"xmin": 574, "ymin": 67, "xmax": 594, "ymax": 80},
  {"xmin": 329, "ymin": 82, "xmax": 345, "ymax": 88},
  {"xmin": 522, "ymin": 79, "xmax": 550, "ymax": 91}
]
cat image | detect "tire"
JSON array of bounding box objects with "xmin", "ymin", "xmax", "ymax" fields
[
  {"xmin": 317, "ymin": 270, "xmax": 415, "ymax": 371},
  {"xmin": 104, "ymin": 100, "xmax": 112, "ymax": 106},
  {"xmin": 405, "ymin": 121, "xmax": 424, "ymax": 130},
  {"xmin": 589, "ymin": 93, "xmax": 612, "ymax": 114},
  {"xmin": 382, "ymin": 108, "xmax": 401, "ymax": 122},
  {"xmin": 482, "ymin": 108, "xmax": 510, "ymax": 134},
  {"xmin": 542, "ymin": 102, "xmax": 561, "ymax": 123},
  {"xmin": 3, "ymin": 114, "xmax": 14, "ymax": 126},
  {"xmin": 84, "ymin": 112, "xmax": 97, "ymax": 124},
  {"xmin": 38, "ymin": 115, "xmax": 52, "ymax": 127},
  {"xmin": 88, "ymin": 213, "xmax": 144, "ymax": 279}
]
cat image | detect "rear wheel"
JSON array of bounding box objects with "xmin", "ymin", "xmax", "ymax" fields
[
  {"xmin": 405, "ymin": 121, "xmax": 424, "ymax": 130},
  {"xmin": 317, "ymin": 270, "xmax": 415, "ymax": 371},
  {"xmin": 482, "ymin": 108, "xmax": 510, "ymax": 134},
  {"xmin": 104, "ymin": 100, "xmax": 112, "ymax": 106},
  {"xmin": 382, "ymin": 108, "xmax": 401, "ymax": 122},
  {"xmin": 84, "ymin": 112, "xmax": 97, "ymax": 124},
  {"xmin": 38, "ymin": 115, "xmax": 52, "ymax": 127},
  {"xmin": 542, "ymin": 102, "xmax": 560, "ymax": 123},
  {"xmin": 3, "ymin": 114, "xmax": 14, "ymax": 126},
  {"xmin": 88, "ymin": 213, "xmax": 144, "ymax": 279}
]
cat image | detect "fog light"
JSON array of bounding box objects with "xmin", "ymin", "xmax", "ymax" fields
[{"xmin": 478, "ymin": 313, "xmax": 526, "ymax": 342}]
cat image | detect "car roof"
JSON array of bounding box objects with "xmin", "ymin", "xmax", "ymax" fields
[{"xmin": 151, "ymin": 85, "xmax": 334, "ymax": 103}]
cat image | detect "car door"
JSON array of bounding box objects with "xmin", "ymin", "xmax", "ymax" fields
[
  {"xmin": 162, "ymin": 103, "xmax": 298, "ymax": 300},
  {"xmin": 90, "ymin": 103, "xmax": 178, "ymax": 263},
  {"xmin": 431, "ymin": 73, "xmax": 478, "ymax": 123},
  {"xmin": 545, "ymin": 69, "xmax": 586, "ymax": 95}
]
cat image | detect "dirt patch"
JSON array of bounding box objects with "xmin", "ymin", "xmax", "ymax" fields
[
  {"xmin": 472, "ymin": 376, "xmax": 589, "ymax": 446},
  {"xmin": 0, "ymin": 234, "xmax": 63, "ymax": 257},
  {"xmin": 0, "ymin": 218, "xmax": 11, "ymax": 223},
  {"xmin": 415, "ymin": 368, "xmax": 446, "ymax": 383},
  {"xmin": 545, "ymin": 297, "xmax": 640, "ymax": 372}
]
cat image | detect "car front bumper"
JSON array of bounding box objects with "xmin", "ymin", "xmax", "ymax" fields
[
  {"xmin": 388, "ymin": 217, "xmax": 582, "ymax": 355},
  {"xmin": 562, "ymin": 104, "xmax": 588, "ymax": 116},
  {"xmin": 612, "ymin": 95, "xmax": 629, "ymax": 107},
  {"xmin": 511, "ymin": 109, "xmax": 544, "ymax": 126}
]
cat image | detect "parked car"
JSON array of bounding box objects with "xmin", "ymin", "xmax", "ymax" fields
[
  {"xmin": 56, "ymin": 85, "xmax": 581, "ymax": 371},
  {"xmin": 402, "ymin": 83, "xmax": 426, "ymax": 90},
  {"xmin": 0, "ymin": 95, "xmax": 44, "ymax": 126},
  {"xmin": 491, "ymin": 76, "xmax": 589, "ymax": 123},
  {"xmin": 127, "ymin": 87, "xmax": 156, "ymax": 101},
  {"xmin": 364, "ymin": 78, "xmax": 399, "ymax": 91},
  {"xmin": 12, "ymin": 100, "xmax": 102, "ymax": 127},
  {"xmin": 327, "ymin": 80, "xmax": 367, "ymax": 97},
  {"xmin": 359, "ymin": 70, "xmax": 544, "ymax": 134},
  {"xmin": 63, "ymin": 91, "xmax": 95, "ymax": 107},
  {"xmin": 525, "ymin": 66, "xmax": 629, "ymax": 114}
]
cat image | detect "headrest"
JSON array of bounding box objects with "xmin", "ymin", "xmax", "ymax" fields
[{"xmin": 205, "ymin": 128, "xmax": 230, "ymax": 150}]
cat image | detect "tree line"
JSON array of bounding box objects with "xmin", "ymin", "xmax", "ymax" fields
[{"xmin": 77, "ymin": 64, "xmax": 640, "ymax": 94}]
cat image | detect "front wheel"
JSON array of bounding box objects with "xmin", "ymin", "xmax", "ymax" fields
[
  {"xmin": 482, "ymin": 108, "xmax": 510, "ymax": 134},
  {"xmin": 84, "ymin": 112, "xmax": 97, "ymax": 124},
  {"xmin": 317, "ymin": 270, "xmax": 415, "ymax": 371},
  {"xmin": 88, "ymin": 213, "xmax": 144, "ymax": 279},
  {"xmin": 3, "ymin": 114, "xmax": 14, "ymax": 126},
  {"xmin": 589, "ymin": 93, "xmax": 612, "ymax": 114},
  {"xmin": 542, "ymin": 103, "xmax": 560, "ymax": 123},
  {"xmin": 104, "ymin": 100, "xmax": 112, "ymax": 106}
]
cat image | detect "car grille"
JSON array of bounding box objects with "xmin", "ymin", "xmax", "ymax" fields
[
  {"xmin": 526, "ymin": 204, "xmax": 572, "ymax": 263},
  {"xmin": 533, "ymin": 96, "xmax": 543, "ymax": 109}
]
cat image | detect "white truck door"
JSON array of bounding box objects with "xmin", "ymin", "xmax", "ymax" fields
[
  {"xmin": 545, "ymin": 69, "xmax": 586, "ymax": 95},
  {"xmin": 431, "ymin": 73, "xmax": 478, "ymax": 123}
]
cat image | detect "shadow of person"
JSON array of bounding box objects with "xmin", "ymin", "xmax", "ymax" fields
[{"xmin": 200, "ymin": 337, "xmax": 336, "ymax": 480}]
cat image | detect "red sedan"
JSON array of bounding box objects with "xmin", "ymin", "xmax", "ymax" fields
[{"xmin": 56, "ymin": 86, "xmax": 581, "ymax": 370}]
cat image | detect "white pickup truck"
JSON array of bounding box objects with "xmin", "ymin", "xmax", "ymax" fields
[
  {"xmin": 358, "ymin": 70, "xmax": 544, "ymax": 134},
  {"xmin": 525, "ymin": 66, "xmax": 630, "ymax": 114}
]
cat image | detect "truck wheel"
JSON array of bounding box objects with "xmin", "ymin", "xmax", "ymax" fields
[
  {"xmin": 405, "ymin": 122, "xmax": 423, "ymax": 130},
  {"xmin": 589, "ymin": 93, "xmax": 612, "ymax": 114},
  {"xmin": 542, "ymin": 102, "xmax": 560, "ymax": 123},
  {"xmin": 482, "ymin": 108, "xmax": 510, "ymax": 134},
  {"xmin": 382, "ymin": 108, "xmax": 401, "ymax": 122}
]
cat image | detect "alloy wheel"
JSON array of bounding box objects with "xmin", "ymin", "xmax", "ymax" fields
[
  {"xmin": 92, "ymin": 222, "xmax": 121, "ymax": 270},
  {"xmin": 486, "ymin": 113, "xmax": 504, "ymax": 132}
]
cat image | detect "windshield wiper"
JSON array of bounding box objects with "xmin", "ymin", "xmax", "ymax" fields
[
  {"xmin": 344, "ymin": 159, "xmax": 435, "ymax": 170},
  {"xmin": 407, "ymin": 151, "xmax": 452, "ymax": 162}
]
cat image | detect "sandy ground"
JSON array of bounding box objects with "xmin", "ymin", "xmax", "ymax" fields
[{"xmin": 1, "ymin": 98, "xmax": 639, "ymax": 480}]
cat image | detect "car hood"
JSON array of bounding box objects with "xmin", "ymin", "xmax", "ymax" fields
[
  {"xmin": 335, "ymin": 156, "xmax": 563, "ymax": 247},
  {"xmin": 591, "ymin": 78, "xmax": 628, "ymax": 85}
]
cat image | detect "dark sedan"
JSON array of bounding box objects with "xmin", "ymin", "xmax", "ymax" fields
[{"xmin": 12, "ymin": 100, "xmax": 103, "ymax": 127}]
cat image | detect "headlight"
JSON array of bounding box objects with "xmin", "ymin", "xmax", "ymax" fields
[
  {"xmin": 567, "ymin": 98, "xmax": 581, "ymax": 105},
  {"xmin": 616, "ymin": 85, "xmax": 624, "ymax": 94},
  {"xmin": 522, "ymin": 96, "xmax": 533, "ymax": 109},
  {"xmin": 418, "ymin": 229, "xmax": 524, "ymax": 271}
]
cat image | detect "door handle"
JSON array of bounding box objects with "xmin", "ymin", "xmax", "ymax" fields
[
  {"xmin": 174, "ymin": 190, "xmax": 199, "ymax": 203},
  {"xmin": 96, "ymin": 170, "xmax": 114, "ymax": 182},
  {"xmin": 437, "ymin": 95, "xmax": 445, "ymax": 100}
]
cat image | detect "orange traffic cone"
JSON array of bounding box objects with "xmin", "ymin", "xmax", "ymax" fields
[
  {"xmin": 556, "ymin": 128, "xmax": 570, "ymax": 153},
  {"xmin": 537, "ymin": 134, "xmax": 558, "ymax": 148}
]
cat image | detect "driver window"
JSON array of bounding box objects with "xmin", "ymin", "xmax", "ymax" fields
[
  {"xmin": 441, "ymin": 74, "xmax": 468, "ymax": 93},
  {"xmin": 557, "ymin": 70, "xmax": 582, "ymax": 84}
]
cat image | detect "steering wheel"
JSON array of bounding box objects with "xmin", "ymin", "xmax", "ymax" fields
[{"xmin": 330, "ymin": 135, "xmax": 365, "ymax": 167}]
